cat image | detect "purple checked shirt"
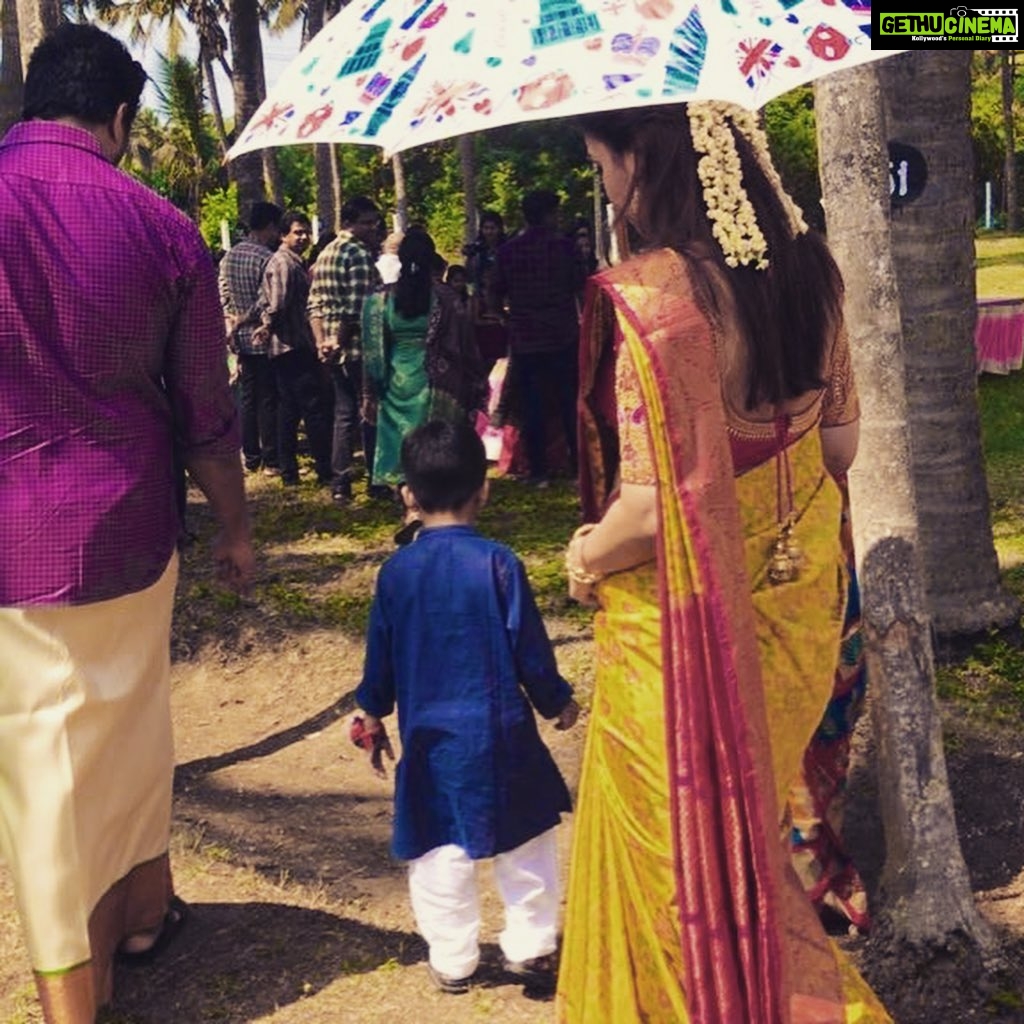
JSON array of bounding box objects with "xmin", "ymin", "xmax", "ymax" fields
[{"xmin": 0, "ymin": 121, "xmax": 239, "ymax": 606}]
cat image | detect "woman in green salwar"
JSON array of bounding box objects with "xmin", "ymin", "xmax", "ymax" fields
[{"xmin": 362, "ymin": 229, "xmax": 487, "ymax": 493}]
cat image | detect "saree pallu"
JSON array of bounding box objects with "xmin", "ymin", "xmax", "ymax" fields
[
  {"xmin": 558, "ymin": 249, "xmax": 890, "ymax": 1024},
  {"xmin": 0, "ymin": 555, "xmax": 178, "ymax": 1022}
]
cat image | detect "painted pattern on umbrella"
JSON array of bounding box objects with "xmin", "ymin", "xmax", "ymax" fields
[{"xmin": 229, "ymin": 0, "xmax": 879, "ymax": 158}]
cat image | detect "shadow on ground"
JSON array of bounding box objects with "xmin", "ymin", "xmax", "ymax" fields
[{"xmin": 103, "ymin": 902, "xmax": 426, "ymax": 1023}]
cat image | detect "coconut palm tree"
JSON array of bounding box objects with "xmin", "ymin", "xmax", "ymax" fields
[
  {"xmin": 459, "ymin": 134, "xmax": 476, "ymax": 248},
  {"xmin": 878, "ymin": 50, "xmax": 1019, "ymax": 638},
  {"xmin": 145, "ymin": 52, "xmax": 222, "ymax": 218},
  {"xmin": 93, "ymin": 0, "xmax": 232, "ymax": 154},
  {"xmin": 301, "ymin": 0, "xmax": 338, "ymax": 233},
  {"xmin": 0, "ymin": 0, "xmax": 61, "ymax": 135},
  {"xmin": 816, "ymin": 63, "xmax": 999, "ymax": 1015},
  {"xmin": 0, "ymin": 0, "xmax": 24, "ymax": 136},
  {"xmin": 226, "ymin": 0, "xmax": 270, "ymax": 214}
]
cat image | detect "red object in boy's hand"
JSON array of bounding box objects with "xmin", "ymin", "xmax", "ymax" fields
[{"xmin": 350, "ymin": 714, "xmax": 395, "ymax": 777}]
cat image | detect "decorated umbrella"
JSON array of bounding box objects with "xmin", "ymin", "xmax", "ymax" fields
[{"xmin": 227, "ymin": 0, "xmax": 890, "ymax": 160}]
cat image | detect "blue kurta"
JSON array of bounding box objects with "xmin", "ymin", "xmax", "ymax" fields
[{"xmin": 356, "ymin": 525, "xmax": 573, "ymax": 861}]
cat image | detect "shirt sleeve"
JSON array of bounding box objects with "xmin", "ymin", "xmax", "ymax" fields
[
  {"xmin": 340, "ymin": 249, "xmax": 378, "ymax": 323},
  {"xmin": 820, "ymin": 324, "xmax": 860, "ymax": 428},
  {"xmin": 307, "ymin": 244, "xmax": 340, "ymax": 324},
  {"xmin": 355, "ymin": 575, "xmax": 396, "ymax": 719},
  {"xmin": 497, "ymin": 552, "xmax": 573, "ymax": 719},
  {"xmin": 217, "ymin": 257, "xmax": 232, "ymax": 312},
  {"xmin": 258, "ymin": 254, "xmax": 287, "ymax": 332},
  {"xmin": 162, "ymin": 222, "xmax": 239, "ymax": 459},
  {"xmin": 615, "ymin": 341, "xmax": 658, "ymax": 486}
]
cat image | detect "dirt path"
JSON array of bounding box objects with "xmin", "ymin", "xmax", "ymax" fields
[
  {"xmin": 3, "ymin": 475, "xmax": 1024, "ymax": 1023},
  {"xmin": 1, "ymin": 619, "xmax": 589, "ymax": 1024}
]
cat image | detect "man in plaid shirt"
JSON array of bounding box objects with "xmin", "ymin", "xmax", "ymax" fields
[
  {"xmin": 219, "ymin": 201, "xmax": 282, "ymax": 473},
  {"xmin": 308, "ymin": 195, "xmax": 382, "ymax": 502}
]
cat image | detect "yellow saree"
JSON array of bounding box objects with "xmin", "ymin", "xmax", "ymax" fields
[{"xmin": 557, "ymin": 249, "xmax": 890, "ymax": 1024}]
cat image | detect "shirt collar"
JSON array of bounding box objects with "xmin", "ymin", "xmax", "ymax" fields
[{"xmin": 1, "ymin": 120, "xmax": 108, "ymax": 161}]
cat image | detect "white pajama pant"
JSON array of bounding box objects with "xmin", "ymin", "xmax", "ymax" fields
[{"xmin": 407, "ymin": 827, "xmax": 560, "ymax": 980}]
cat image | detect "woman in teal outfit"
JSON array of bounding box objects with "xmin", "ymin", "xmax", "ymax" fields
[{"xmin": 363, "ymin": 229, "xmax": 487, "ymax": 493}]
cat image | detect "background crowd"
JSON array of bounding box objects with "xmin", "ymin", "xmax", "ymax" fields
[{"xmin": 219, "ymin": 188, "xmax": 601, "ymax": 516}]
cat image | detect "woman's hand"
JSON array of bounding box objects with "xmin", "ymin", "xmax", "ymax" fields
[
  {"xmin": 566, "ymin": 526, "xmax": 602, "ymax": 607},
  {"xmin": 568, "ymin": 574, "xmax": 599, "ymax": 607}
]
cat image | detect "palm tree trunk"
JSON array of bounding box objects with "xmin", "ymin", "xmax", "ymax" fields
[
  {"xmin": 879, "ymin": 51, "xmax": 1019, "ymax": 638},
  {"xmin": 0, "ymin": 0, "xmax": 23, "ymax": 138},
  {"xmin": 330, "ymin": 143, "xmax": 343, "ymax": 225},
  {"xmin": 227, "ymin": 0, "xmax": 267, "ymax": 213},
  {"xmin": 202, "ymin": 52, "xmax": 228, "ymax": 156},
  {"xmin": 816, "ymin": 63, "xmax": 999, "ymax": 1013},
  {"xmin": 304, "ymin": 0, "xmax": 336, "ymax": 232},
  {"xmin": 314, "ymin": 146, "xmax": 338, "ymax": 235},
  {"xmin": 14, "ymin": 0, "xmax": 60, "ymax": 74},
  {"xmin": 1002, "ymin": 51, "xmax": 1017, "ymax": 232},
  {"xmin": 392, "ymin": 152, "xmax": 408, "ymax": 232},
  {"xmin": 458, "ymin": 134, "xmax": 476, "ymax": 248}
]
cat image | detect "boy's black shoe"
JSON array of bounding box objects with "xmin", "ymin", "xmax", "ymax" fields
[
  {"xmin": 331, "ymin": 481, "xmax": 352, "ymax": 504},
  {"xmin": 426, "ymin": 962, "xmax": 474, "ymax": 995},
  {"xmin": 502, "ymin": 952, "xmax": 557, "ymax": 993}
]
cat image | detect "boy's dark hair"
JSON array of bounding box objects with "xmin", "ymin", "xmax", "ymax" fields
[
  {"xmin": 280, "ymin": 209, "xmax": 311, "ymax": 234},
  {"xmin": 249, "ymin": 201, "xmax": 283, "ymax": 232},
  {"xmin": 522, "ymin": 190, "xmax": 559, "ymax": 227},
  {"xmin": 401, "ymin": 420, "xmax": 486, "ymax": 514},
  {"xmin": 340, "ymin": 195, "xmax": 380, "ymax": 226},
  {"xmin": 23, "ymin": 24, "xmax": 147, "ymax": 130}
]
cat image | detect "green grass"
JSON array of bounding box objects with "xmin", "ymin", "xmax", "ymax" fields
[
  {"xmin": 937, "ymin": 235, "xmax": 1024, "ymax": 731},
  {"xmin": 174, "ymin": 468, "xmax": 591, "ymax": 652},
  {"xmin": 976, "ymin": 232, "xmax": 1024, "ymax": 297}
]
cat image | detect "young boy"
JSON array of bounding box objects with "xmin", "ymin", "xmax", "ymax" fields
[{"xmin": 352, "ymin": 419, "xmax": 579, "ymax": 995}]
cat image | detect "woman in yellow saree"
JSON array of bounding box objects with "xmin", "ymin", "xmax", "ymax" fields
[{"xmin": 556, "ymin": 104, "xmax": 892, "ymax": 1024}]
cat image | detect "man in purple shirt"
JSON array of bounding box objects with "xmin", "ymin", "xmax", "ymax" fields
[
  {"xmin": 0, "ymin": 24, "xmax": 253, "ymax": 1024},
  {"xmin": 490, "ymin": 190, "xmax": 582, "ymax": 485}
]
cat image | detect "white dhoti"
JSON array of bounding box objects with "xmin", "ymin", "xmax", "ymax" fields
[{"xmin": 0, "ymin": 554, "xmax": 179, "ymax": 1020}]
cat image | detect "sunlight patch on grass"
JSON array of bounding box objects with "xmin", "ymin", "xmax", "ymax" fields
[{"xmin": 976, "ymin": 233, "xmax": 1024, "ymax": 298}]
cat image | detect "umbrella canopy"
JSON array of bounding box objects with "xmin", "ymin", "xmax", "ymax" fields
[{"xmin": 228, "ymin": 0, "xmax": 889, "ymax": 160}]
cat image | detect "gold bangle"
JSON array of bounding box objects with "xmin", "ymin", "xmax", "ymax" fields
[{"xmin": 566, "ymin": 532, "xmax": 604, "ymax": 586}]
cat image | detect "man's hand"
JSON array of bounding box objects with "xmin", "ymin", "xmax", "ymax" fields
[
  {"xmin": 318, "ymin": 339, "xmax": 341, "ymax": 364},
  {"xmin": 554, "ymin": 699, "xmax": 580, "ymax": 731},
  {"xmin": 211, "ymin": 531, "xmax": 255, "ymax": 596},
  {"xmin": 350, "ymin": 713, "xmax": 395, "ymax": 777}
]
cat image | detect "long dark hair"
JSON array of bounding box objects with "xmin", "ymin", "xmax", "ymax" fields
[
  {"xmin": 577, "ymin": 104, "xmax": 844, "ymax": 409},
  {"xmin": 394, "ymin": 228, "xmax": 435, "ymax": 319}
]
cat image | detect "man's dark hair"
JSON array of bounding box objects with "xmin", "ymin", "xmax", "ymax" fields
[
  {"xmin": 340, "ymin": 195, "xmax": 380, "ymax": 227},
  {"xmin": 279, "ymin": 210, "xmax": 311, "ymax": 234},
  {"xmin": 23, "ymin": 24, "xmax": 147, "ymax": 130},
  {"xmin": 401, "ymin": 420, "xmax": 487, "ymax": 514},
  {"xmin": 249, "ymin": 201, "xmax": 283, "ymax": 232},
  {"xmin": 522, "ymin": 190, "xmax": 560, "ymax": 227}
]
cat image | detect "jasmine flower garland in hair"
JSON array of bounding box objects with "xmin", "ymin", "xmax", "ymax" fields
[
  {"xmin": 687, "ymin": 102, "xmax": 770, "ymax": 271},
  {"xmin": 728, "ymin": 106, "xmax": 809, "ymax": 239}
]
